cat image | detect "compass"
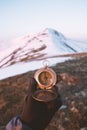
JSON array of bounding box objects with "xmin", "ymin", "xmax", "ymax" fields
[
  {"xmin": 34, "ymin": 65, "xmax": 57, "ymax": 90},
  {"xmin": 33, "ymin": 61, "xmax": 58, "ymax": 102}
]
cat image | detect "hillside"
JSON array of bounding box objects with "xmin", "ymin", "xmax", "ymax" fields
[
  {"xmin": 0, "ymin": 56, "xmax": 87, "ymax": 130},
  {"xmin": 0, "ymin": 28, "xmax": 87, "ymax": 77}
]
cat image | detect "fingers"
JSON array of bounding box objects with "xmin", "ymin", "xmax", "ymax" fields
[{"xmin": 28, "ymin": 77, "xmax": 37, "ymax": 95}]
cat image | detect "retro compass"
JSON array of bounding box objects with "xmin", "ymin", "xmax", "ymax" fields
[
  {"xmin": 34, "ymin": 60, "xmax": 57, "ymax": 90},
  {"xmin": 33, "ymin": 60, "xmax": 58, "ymax": 102}
]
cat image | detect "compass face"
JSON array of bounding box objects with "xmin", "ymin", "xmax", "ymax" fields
[
  {"xmin": 38, "ymin": 71, "xmax": 52, "ymax": 86},
  {"xmin": 34, "ymin": 67, "xmax": 57, "ymax": 89}
]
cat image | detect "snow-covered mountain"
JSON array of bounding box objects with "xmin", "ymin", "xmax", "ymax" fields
[{"xmin": 0, "ymin": 28, "xmax": 87, "ymax": 80}]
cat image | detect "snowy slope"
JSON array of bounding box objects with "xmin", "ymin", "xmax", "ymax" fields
[
  {"xmin": 49, "ymin": 29, "xmax": 87, "ymax": 53},
  {"xmin": 0, "ymin": 28, "xmax": 87, "ymax": 80}
]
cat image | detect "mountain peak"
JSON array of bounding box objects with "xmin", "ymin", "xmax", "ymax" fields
[
  {"xmin": 42, "ymin": 28, "xmax": 65, "ymax": 40},
  {"xmin": 0, "ymin": 28, "xmax": 87, "ymax": 79},
  {"xmin": 0, "ymin": 28, "xmax": 87, "ymax": 67}
]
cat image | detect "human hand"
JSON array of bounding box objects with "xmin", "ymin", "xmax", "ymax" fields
[{"xmin": 20, "ymin": 77, "xmax": 62, "ymax": 130}]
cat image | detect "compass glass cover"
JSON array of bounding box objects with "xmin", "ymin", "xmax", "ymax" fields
[{"xmin": 38, "ymin": 71, "xmax": 52, "ymax": 86}]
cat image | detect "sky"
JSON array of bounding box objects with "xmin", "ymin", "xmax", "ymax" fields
[{"xmin": 0, "ymin": 0, "xmax": 87, "ymax": 42}]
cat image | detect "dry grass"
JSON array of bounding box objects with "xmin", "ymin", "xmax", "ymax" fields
[{"xmin": 0, "ymin": 56, "xmax": 87, "ymax": 130}]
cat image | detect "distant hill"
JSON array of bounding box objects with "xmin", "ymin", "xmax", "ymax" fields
[{"xmin": 0, "ymin": 28, "xmax": 87, "ymax": 80}]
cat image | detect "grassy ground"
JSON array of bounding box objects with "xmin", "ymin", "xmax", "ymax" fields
[{"xmin": 0, "ymin": 56, "xmax": 87, "ymax": 130}]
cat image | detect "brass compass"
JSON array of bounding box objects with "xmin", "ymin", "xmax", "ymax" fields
[
  {"xmin": 32, "ymin": 60, "xmax": 57, "ymax": 102},
  {"xmin": 34, "ymin": 61, "xmax": 57, "ymax": 90}
]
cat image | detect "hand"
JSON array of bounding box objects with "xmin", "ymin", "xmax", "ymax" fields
[{"xmin": 20, "ymin": 77, "xmax": 62, "ymax": 130}]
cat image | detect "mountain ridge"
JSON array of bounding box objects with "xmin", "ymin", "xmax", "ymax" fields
[{"xmin": 0, "ymin": 28, "xmax": 87, "ymax": 80}]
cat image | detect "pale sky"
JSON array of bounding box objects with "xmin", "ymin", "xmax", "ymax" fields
[{"xmin": 0, "ymin": 0, "xmax": 87, "ymax": 42}]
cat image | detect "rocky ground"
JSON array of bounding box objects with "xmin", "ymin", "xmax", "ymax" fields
[{"xmin": 0, "ymin": 56, "xmax": 87, "ymax": 130}]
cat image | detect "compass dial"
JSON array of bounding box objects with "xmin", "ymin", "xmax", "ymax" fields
[
  {"xmin": 38, "ymin": 71, "xmax": 52, "ymax": 86},
  {"xmin": 34, "ymin": 67, "xmax": 57, "ymax": 89}
]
